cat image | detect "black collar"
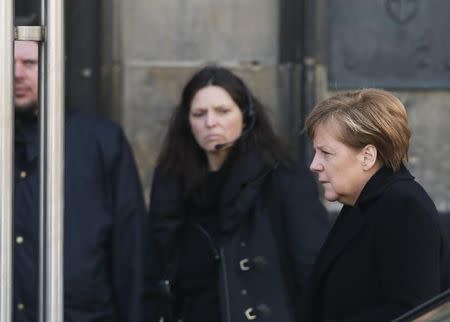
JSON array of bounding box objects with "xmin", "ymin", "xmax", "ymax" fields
[
  {"xmin": 218, "ymin": 149, "xmax": 278, "ymax": 232},
  {"xmin": 15, "ymin": 112, "xmax": 39, "ymax": 162},
  {"xmin": 220, "ymin": 149, "xmax": 273, "ymax": 205},
  {"xmin": 356, "ymin": 165, "xmax": 414, "ymax": 207}
]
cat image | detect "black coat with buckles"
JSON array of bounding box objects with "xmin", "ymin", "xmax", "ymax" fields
[{"xmin": 143, "ymin": 150, "xmax": 330, "ymax": 322}]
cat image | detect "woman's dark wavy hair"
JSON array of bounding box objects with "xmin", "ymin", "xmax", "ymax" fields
[{"xmin": 157, "ymin": 65, "xmax": 291, "ymax": 199}]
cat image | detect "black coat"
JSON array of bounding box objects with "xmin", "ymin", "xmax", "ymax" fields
[
  {"xmin": 13, "ymin": 112, "xmax": 146, "ymax": 322},
  {"xmin": 144, "ymin": 151, "xmax": 330, "ymax": 322},
  {"xmin": 301, "ymin": 166, "xmax": 450, "ymax": 322}
]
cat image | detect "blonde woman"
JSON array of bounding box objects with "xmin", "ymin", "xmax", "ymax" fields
[{"xmin": 302, "ymin": 89, "xmax": 450, "ymax": 322}]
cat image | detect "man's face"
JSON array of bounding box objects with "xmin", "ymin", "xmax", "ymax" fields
[{"xmin": 14, "ymin": 41, "xmax": 39, "ymax": 111}]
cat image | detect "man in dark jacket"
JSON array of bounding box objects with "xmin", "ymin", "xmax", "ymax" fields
[{"xmin": 13, "ymin": 40, "xmax": 146, "ymax": 322}]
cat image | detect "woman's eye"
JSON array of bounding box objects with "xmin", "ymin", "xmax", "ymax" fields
[
  {"xmin": 191, "ymin": 111, "xmax": 205, "ymax": 117},
  {"xmin": 322, "ymin": 150, "xmax": 332, "ymax": 157},
  {"xmin": 216, "ymin": 108, "xmax": 229, "ymax": 114}
]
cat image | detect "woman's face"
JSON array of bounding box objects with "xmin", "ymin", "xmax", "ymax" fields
[
  {"xmin": 310, "ymin": 122, "xmax": 370, "ymax": 206},
  {"xmin": 189, "ymin": 85, "xmax": 244, "ymax": 159}
]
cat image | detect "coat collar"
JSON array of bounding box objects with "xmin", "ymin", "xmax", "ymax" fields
[
  {"xmin": 311, "ymin": 203, "xmax": 365, "ymax": 288},
  {"xmin": 219, "ymin": 149, "xmax": 276, "ymax": 232},
  {"xmin": 14, "ymin": 110, "xmax": 76, "ymax": 163},
  {"xmin": 220, "ymin": 149, "xmax": 272, "ymax": 205},
  {"xmin": 309, "ymin": 165, "xmax": 414, "ymax": 295},
  {"xmin": 15, "ymin": 114, "xmax": 39, "ymax": 162},
  {"xmin": 356, "ymin": 165, "xmax": 413, "ymax": 207},
  {"xmin": 152, "ymin": 150, "xmax": 277, "ymax": 247}
]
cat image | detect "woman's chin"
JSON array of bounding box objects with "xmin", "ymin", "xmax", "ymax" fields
[{"xmin": 323, "ymin": 191, "xmax": 339, "ymax": 203}]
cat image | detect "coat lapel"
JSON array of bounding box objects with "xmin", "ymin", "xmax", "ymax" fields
[
  {"xmin": 219, "ymin": 150, "xmax": 274, "ymax": 232},
  {"xmin": 312, "ymin": 205, "xmax": 366, "ymax": 286},
  {"xmin": 219, "ymin": 150, "xmax": 266, "ymax": 205},
  {"xmin": 312, "ymin": 165, "xmax": 412, "ymax": 283}
]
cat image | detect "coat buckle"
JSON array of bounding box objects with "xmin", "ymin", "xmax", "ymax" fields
[
  {"xmin": 245, "ymin": 307, "xmax": 257, "ymax": 320},
  {"xmin": 239, "ymin": 258, "xmax": 251, "ymax": 271}
]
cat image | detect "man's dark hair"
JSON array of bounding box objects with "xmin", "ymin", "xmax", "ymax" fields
[
  {"xmin": 15, "ymin": 0, "xmax": 39, "ymax": 26},
  {"xmin": 157, "ymin": 65, "xmax": 291, "ymax": 199}
]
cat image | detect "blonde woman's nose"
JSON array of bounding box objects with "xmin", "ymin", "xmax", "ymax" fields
[{"xmin": 309, "ymin": 153, "xmax": 323, "ymax": 172}]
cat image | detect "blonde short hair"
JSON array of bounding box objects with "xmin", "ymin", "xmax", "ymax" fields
[{"xmin": 305, "ymin": 88, "xmax": 411, "ymax": 171}]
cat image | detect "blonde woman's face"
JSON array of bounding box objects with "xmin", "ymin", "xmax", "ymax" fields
[{"xmin": 309, "ymin": 122, "xmax": 369, "ymax": 206}]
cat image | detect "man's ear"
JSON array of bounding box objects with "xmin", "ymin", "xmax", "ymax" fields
[{"xmin": 359, "ymin": 145, "xmax": 378, "ymax": 171}]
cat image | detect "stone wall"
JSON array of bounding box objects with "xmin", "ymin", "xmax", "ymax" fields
[{"xmin": 105, "ymin": 0, "xmax": 450, "ymax": 212}]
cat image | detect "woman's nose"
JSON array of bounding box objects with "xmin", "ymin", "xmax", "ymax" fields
[
  {"xmin": 309, "ymin": 154, "xmax": 322, "ymax": 172},
  {"xmin": 205, "ymin": 113, "xmax": 217, "ymax": 127}
]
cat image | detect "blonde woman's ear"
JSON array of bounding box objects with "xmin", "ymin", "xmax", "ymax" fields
[{"xmin": 361, "ymin": 145, "xmax": 378, "ymax": 171}]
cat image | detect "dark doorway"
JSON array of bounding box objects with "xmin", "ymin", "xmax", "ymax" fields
[
  {"xmin": 65, "ymin": 0, "xmax": 102, "ymax": 115},
  {"xmin": 279, "ymin": 0, "xmax": 316, "ymax": 167}
]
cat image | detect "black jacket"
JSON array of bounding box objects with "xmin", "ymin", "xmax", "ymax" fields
[
  {"xmin": 301, "ymin": 165, "xmax": 450, "ymax": 322},
  {"xmin": 13, "ymin": 112, "xmax": 146, "ymax": 322},
  {"xmin": 144, "ymin": 150, "xmax": 329, "ymax": 322}
]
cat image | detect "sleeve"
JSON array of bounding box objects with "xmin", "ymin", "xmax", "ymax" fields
[
  {"xmin": 142, "ymin": 168, "xmax": 182, "ymax": 321},
  {"xmin": 278, "ymin": 166, "xmax": 330, "ymax": 297},
  {"xmin": 109, "ymin": 128, "xmax": 147, "ymax": 322},
  {"xmin": 344, "ymin": 186, "xmax": 443, "ymax": 322}
]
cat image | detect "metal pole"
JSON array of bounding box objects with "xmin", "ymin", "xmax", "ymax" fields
[
  {"xmin": 0, "ymin": 0, "xmax": 14, "ymax": 319},
  {"xmin": 38, "ymin": 0, "xmax": 65, "ymax": 320}
]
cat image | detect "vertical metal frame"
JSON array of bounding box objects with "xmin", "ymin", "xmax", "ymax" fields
[
  {"xmin": 38, "ymin": 0, "xmax": 65, "ymax": 320},
  {"xmin": 11, "ymin": 0, "xmax": 65, "ymax": 320},
  {"xmin": 0, "ymin": 0, "xmax": 14, "ymax": 319}
]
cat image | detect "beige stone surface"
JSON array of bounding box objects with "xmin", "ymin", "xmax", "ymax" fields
[
  {"xmin": 122, "ymin": 0, "xmax": 278, "ymax": 63},
  {"xmin": 104, "ymin": 0, "xmax": 450, "ymax": 211}
]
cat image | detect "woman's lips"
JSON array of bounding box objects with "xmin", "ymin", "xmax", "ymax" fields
[{"xmin": 205, "ymin": 134, "xmax": 222, "ymax": 140}]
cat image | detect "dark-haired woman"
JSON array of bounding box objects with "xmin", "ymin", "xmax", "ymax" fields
[{"xmin": 143, "ymin": 66, "xmax": 329, "ymax": 322}]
